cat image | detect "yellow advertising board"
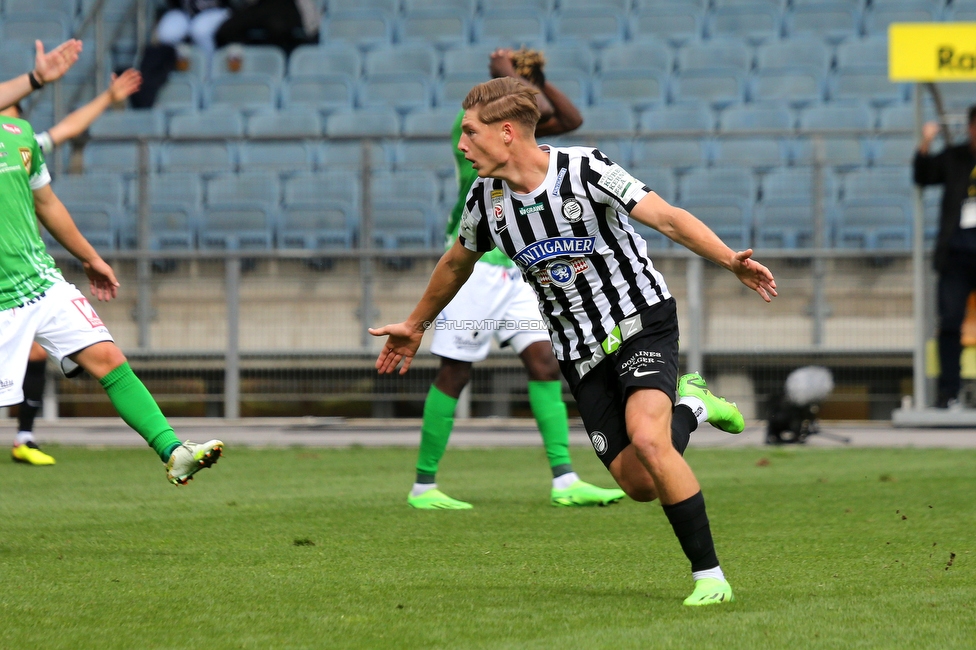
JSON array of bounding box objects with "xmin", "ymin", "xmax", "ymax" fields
[{"xmin": 890, "ymin": 23, "xmax": 976, "ymax": 81}]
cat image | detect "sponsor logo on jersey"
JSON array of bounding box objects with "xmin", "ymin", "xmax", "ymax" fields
[
  {"xmin": 19, "ymin": 147, "xmax": 31, "ymax": 170},
  {"xmin": 597, "ymin": 164, "xmax": 641, "ymax": 204},
  {"xmin": 71, "ymin": 297, "xmax": 104, "ymax": 328},
  {"xmin": 518, "ymin": 202, "xmax": 545, "ymax": 216},
  {"xmin": 536, "ymin": 258, "xmax": 588, "ymax": 287},
  {"xmin": 513, "ymin": 237, "xmax": 595, "ymax": 269},
  {"xmin": 552, "ymin": 168, "xmax": 567, "ymax": 195},
  {"xmin": 561, "ymin": 198, "xmax": 583, "ymax": 222},
  {"xmin": 3, "ymin": 123, "xmax": 22, "ymax": 135},
  {"xmin": 590, "ymin": 431, "xmax": 608, "ymax": 455}
]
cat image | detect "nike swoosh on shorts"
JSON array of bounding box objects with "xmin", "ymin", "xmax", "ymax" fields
[{"xmin": 632, "ymin": 369, "xmax": 660, "ymax": 377}]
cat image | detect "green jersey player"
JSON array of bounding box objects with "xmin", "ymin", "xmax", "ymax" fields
[
  {"xmin": 406, "ymin": 48, "xmax": 627, "ymax": 509},
  {"xmin": 0, "ymin": 111, "xmax": 222, "ymax": 486}
]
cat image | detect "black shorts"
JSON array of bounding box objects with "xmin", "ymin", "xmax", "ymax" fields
[{"xmin": 559, "ymin": 298, "xmax": 680, "ymax": 468}]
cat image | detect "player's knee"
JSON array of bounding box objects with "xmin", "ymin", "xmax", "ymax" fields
[
  {"xmin": 630, "ymin": 431, "xmax": 673, "ymax": 470},
  {"xmin": 434, "ymin": 361, "xmax": 471, "ymax": 398}
]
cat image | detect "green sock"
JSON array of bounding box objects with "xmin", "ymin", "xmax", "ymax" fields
[
  {"xmin": 416, "ymin": 385, "xmax": 458, "ymax": 479},
  {"xmin": 99, "ymin": 362, "xmax": 181, "ymax": 462},
  {"xmin": 528, "ymin": 380, "xmax": 573, "ymax": 474}
]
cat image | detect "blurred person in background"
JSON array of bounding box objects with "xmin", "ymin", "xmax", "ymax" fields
[
  {"xmin": 914, "ymin": 106, "xmax": 976, "ymax": 409},
  {"xmin": 1, "ymin": 69, "xmax": 142, "ymax": 466},
  {"xmin": 155, "ymin": 0, "xmax": 231, "ymax": 63},
  {"xmin": 215, "ymin": 0, "xmax": 320, "ymax": 55}
]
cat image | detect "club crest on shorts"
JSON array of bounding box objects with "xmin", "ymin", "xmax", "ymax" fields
[
  {"xmin": 590, "ymin": 431, "xmax": 608, "ymax": 455},
  {"xmin": 561, "ymin": 198, "xmax": 583, "ymax": 223}
]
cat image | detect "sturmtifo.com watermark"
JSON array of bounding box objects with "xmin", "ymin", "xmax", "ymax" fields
[{"xmin": 423, "ymin": 319, "xmax": 548, "ymax": 331}]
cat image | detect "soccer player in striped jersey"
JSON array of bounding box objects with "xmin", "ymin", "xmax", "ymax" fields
[
  {"xmin": 409, "ymin": 48, "xmax": 626, "ymax": 510},
  {"xmin": 1, "ymin": 69, "xmax": 142, "ymax": 466},
  {"xmin": 371, "ymin": 78, "xmax": 777, "ymax": 606}
]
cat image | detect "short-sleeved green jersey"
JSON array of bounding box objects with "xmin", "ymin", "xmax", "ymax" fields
[
  {"xmin": 444, "ymin": 109, "xmax": 514, "ymax": 268},
  {"xmin": 0, "ymin": 116, "xmax": 60, "ymax": 311}
]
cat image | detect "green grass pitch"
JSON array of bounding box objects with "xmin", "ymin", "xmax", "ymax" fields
[{"xmin": 1, "ymin": 445, "xmax": 973, "ymax": 649}]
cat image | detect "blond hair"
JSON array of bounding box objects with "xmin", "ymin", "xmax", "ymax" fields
[{"xmin": 462, "ymin": 77, "xmax": 540, "ymax": 132}]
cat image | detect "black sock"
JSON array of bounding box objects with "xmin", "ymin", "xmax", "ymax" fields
[
  {"xmin": 415, "ymin": 473, "xmax": 436, "ymax": 484},
  {"xmin": 662, "ymin": 491, "xmax": 720, "ymax": 572},
  {"xmin": 671, "ymin": 404, "xmax": 698, "ymax": 456},
  {"xmin": 18, "ymin": 361, "xmax": 46, "ymax": 433},
  {"xmin": 550, "ymin": 463, "xmax": 574, "ymax": 479}
]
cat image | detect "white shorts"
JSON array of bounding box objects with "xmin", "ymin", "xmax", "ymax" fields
[
  {"xmin": 430, "ymin": 262, "xmax": 551, "ymax": 363},
  {"xmin": 0, "ymin": 281, "xmax": 114, "ymax": 407}
]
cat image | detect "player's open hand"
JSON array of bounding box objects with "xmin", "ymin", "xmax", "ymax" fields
[
  {"xmin": 730, "ymin": 249, "xmax": 777, "ymax": 302},
  {"xmin": 368, "ymin": 322, "xmax": 426, "ymax": 375},
  {"xmin": 108, "ymin": 69, "xmax": 142, "ymax": 102},
  {"xmin": 34, "ymin": 39, "xmax": 82, "ymax": 84},
  {"xmin": 83, "ymin": 257, "xmax": 120, "ymax": 302},
  {"xmin": 489, "ymin": 48, "xmax": 516, "ymax": 78}
]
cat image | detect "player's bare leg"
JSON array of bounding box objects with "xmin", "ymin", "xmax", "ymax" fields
[{"xmin": 71, "ymin": 342, "xmax": 222, "ymax": 485}]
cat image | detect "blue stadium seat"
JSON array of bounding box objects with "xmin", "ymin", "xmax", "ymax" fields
[
  {"xmin": 0, "ymin": 13, "xmax": 69, "ymax": 44},
  {"xmin": 247, "ymin": 109, "xmax": 321, "ymax": 138},
  {"xmin": 83, "ymin": 142, "xmax": 154, "ymax": 174},
  {"xmin": 397, "ymin": 10, "xmax": 470, "ymax": 47},
  {"xmin": 755, "ymin": 36, "xmax": 831, "ymax": 73},
  {"xmin": 543, "ymin": 69, "xmax": 589, "ymax": 107},
  {"xmin": 199, "ymin": 203, "xmax": 275, "ymax": 250},
  {"xmin": 843, "ymin": 167, "xmax": 913, "ymax": 201},
  {"xmin": 835, "ymin": 37, "xmax": 887, "ymax": 70},
  {"xmin": 560, "ymin": 0, "xmax": 630, "ymax": 10},
  {"xmin": 873, "ymin": 135, "xmax": 917, "ymax": 167},
  {"xmin": 284, "ymin": 172, "xmax": 361, "ymax": 209},
  {"xmin": 212, "ymin": 45, "xmax": 286, "ymax": 79},
  {"xmin": 831, "ymin": 70, "xmax": 909, "ymax": 106},
  {"xmin": 325, "ymin": 108, "xmax": 400, "ymax": 137},
  {"xmin": 632, "ymin": 138, "xmax": 710, "ymax": 169},
  {"xmin": 52, "ymin": 173, "xmax": 124, "ymax": 208},
  {"xmin": 595, "ymin": 72, "xmax": 664, "ymax": 108},
  {"xmin": 928, "ymin": 81, "xmax": 976, "ymax": 111},
  {"xmin": 948, "ymin": 0, "xmax": 976, "ymax": 21},
  {"xmin": 707, "ymin": 3, "xmax": 782, "ymax": 43},
  {"xmin": 677, "ymin": 39, "xmax": 751, "ymax": 72},
  {"xmin": 279, "ymin": 204, "xmax": 356, "ymax": 251},
  {"xmin": 45, "ymin": 203, "xmax": 118, "ymax": 252},
  {"xmin": 676, "ymin": 197, "xmax": 752, "ymax": 249},
  {"xmin": 402, "ymin": 0, "xmax": 474, "ymax": 11},
  {"xmin": 786, "ymin": 2, "xmax": 861, "ymax": 42},
  {"xmin": 762, "ymin": 168, "xmax": 839, "ymax": 204},
  {"xmin": 574, "ymin": 105, "xmax": 636, "ymax": 135},
  {"xmin": 120, "ymin": 203, "xmax": 199, "ymax": 251},
  {"xmin": 155, "ymin": 77, "xmax": 201, "ymax": 112},
  {"xmin": 318, "ymin": 140, "xmax": 393, "ymax": 170},
  {"xmin": 719, "ymin": 103, "xmax": 794, "ymax": 132},
  {"xmin": 327, "ymin": 0, "xmax": 398, "ymax": 11},
  {"xmin": 473, "ymin": 10, "xmax": 547, "ymax": 45},
  {"xmin": 359, "ymin": 74, "xmax": 432, "ymax": 111},
  {"xmin": 629, "ymin": 166, "xmax": 676, "ymax": 203},
  {"xmin": 798, "ymin": 102, "xmax": 873, "ymax": 131},
  {"xmin": 754, "ymin": 200, "xmax": 831, "ymax": 249},
  {"xmin": 22, "ymin": 102, "xmax": 54, "ymax": 134},
  {"xmin": 630, "ymin": 4, "xmax": 703, "ymax": 44},
  {"xmin": 863, "ymin": 1, "xmax": 941, "ymax": 38},
  {"xmin": 372, "ymin": 201, "xmax": 435, "ymax": 249},
  {"xmin": 836, "ymin": 198, "xmax": 912, "ymax": 249},
  {"xmin": 442, "ymin": 47, "xmax": 493, "ymax": 76},
  {"xmin": 403, "ymin": 108, "xmax": 461, "ymax": 136},
  {"xmin": 169, "ymin": 108, "xmax": 245, "ymax": 138},
  {"xmin": 206, "ymin": 173, "xmax": 281, "ymax": 207},
  {"xmin": 878, "ymin": 105, "xmax": 917, "ymax": 131},
  {"xmin": 670, "ymin": 69, "xmax": 744, "ymax": 107},
  {"xmin": 88, "ymin": 110, "xmax": 165, "ymax": 138},
  {"xmin": 601, "ymin": 40, "xmax": 672, "ymax": 75},
  {"xmin": 238, "ymin": 141, "xmax": 317, "ymax": 172},
  {"xmin": 481, "ymin": 0, "xmax": 553, "ymax": 12},
  {"xmin": 749, "ymin": 69, "xmax": 825, "ymax": 106},
  {"xmin": 288, "ymin": 44, "xmax": 361, "ymax": 79},
  {"xmin": 365, "ymin": 44, "xmax": 439, "ymax": 77},
  {"xmin": 173, "ymin": 47, "xmax": 208, "ymax": 82},
  {"xmin": 790, "ymin": 137, "xmax": 871, "ymax": 169},
  {"xmin": 585, "ymin": 138, "xmax": 633, "ymax": 167},
  {"xmin": 160, "ymin": 143, "xmax": 236, "ymax": 173},
  {"xmin": 281, "ymin": 75, "xmax": 354, "ymax": 111},
  {"xmin": 5, "ymin": 0, "xmax": 77, "ymax": 13},
  {"xmin": 679, "ymin": 167, "xmax": 757, "ymax": 203},
  {"xmin": 370, "ymin": 170, "xmax": 440, "ymax": 205},
  {"xmin": 135, "ymin": 173, "xmax": 204, "ymax": 208},
  {"xmin": 711, "ymin": 138, "xmax": 789, "ymax": 168},
  {"xmin": 638, "ymin": 102, "xmax": 713, "ymax": 133},
  {"xmin": 543, "ymin": 41, "xmax": 596, "ymax": 75},
  {"xmin": 437, "ymin": 72, "xmax": 486, "ymax": 107},
  {"xmin": 396, "ymin": 140, "xmax": 458, "ymax": 175},
  {"xmin": 207, "ymin": 75, "xmax": 278, "ymax": 111},
  {"xmin": 320, "ymin": 12, "xmax": 392, "ymax": 47},
  {"xmin": 0, "ymin": 42, "xmax": 32, "ymax": 80},
  {"xmin": 551, "ymin": 9, "xmax": 627, "ymax": 47}
]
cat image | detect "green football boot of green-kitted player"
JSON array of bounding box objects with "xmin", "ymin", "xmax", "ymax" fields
[
  {"xmin": 551, "ymin": 480, "xmax": 626, "ymax": 507},
  {"xmin": 678, "ymin": 372, "xmax": 745, "ymax": 434},
  {"xmin": 683, "ymin": 577, "xmax": 735, "ymax": 606},
  {"xmin": 407, "ymin": 488, "xmax": 473, "ymax": 510}
]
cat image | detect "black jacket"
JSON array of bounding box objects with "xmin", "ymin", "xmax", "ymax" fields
[
  {"xmin": 914, "ymin": 143, "xmax": 976, "ymax": 272},
  {"xmin": 167, "ymin": 0, "xmax": 228, "ymax": 16}
]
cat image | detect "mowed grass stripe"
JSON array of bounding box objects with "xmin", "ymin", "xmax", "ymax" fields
[{"xmin": 0, "ymin": 447, "xmax": 973, "ymax": 649}]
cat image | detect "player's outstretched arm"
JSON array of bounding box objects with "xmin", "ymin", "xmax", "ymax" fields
[
  {"xmin": 47, "ymin": 69, "xmax": 142, "ymax": 146},
  {"xmin": 0, "ymin": 40, "xmax": 83, "ymax": 109},
  {"xmin": 630, "ymin": 192, "xmax": 777, "ymax": 302},
  {"xmin": 33, "ymin": 185, "xmax": 119, "ymax": 301},
  {"xmin": 369, "ymin": 242, "xmax": 482, "ymax": 374}
]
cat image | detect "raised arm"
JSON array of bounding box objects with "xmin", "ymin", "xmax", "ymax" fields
[
  {"xmin": 913, "ymin": 121, "xmax": 948, "ymax": 186},
  {"xmin": 0, "ymin": 40, "xmax": 83, "ymax": 109},
  {"xmin": 47, "ymin": 69, "xmax": 142, "ymax": 146},
  {"xmin": 534, "ymin": 80, "xmax": 583, "ymax": 137},
  {"xmin": 368, "ymin": 241, "xmax": 483, "ymax": 374},
  {"xmin": 33, "ymin": 184, "xmax": 119, "ymax": 301},
  {"xmin": 630, "ymin": 192, "xmax": 777, "ymax": 302}
]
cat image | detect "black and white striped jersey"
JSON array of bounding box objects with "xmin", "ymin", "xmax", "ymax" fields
[{"xmin": 458, "ymin": 145, "xmax": 671, "ymax": 362}]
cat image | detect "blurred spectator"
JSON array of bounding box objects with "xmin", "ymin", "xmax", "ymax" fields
[
  {"xmin": 215, "ymin": 0, "xmax": 320, "ymax": 55},
  {"xmin": 156, "ymin": 1, "xmax": 231, "ymax": 61},
  {"xmin": 914, "ymin": 107, "xmax": 976, "ymax": 409}
]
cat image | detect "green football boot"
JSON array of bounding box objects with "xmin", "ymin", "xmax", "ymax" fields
[
  {"xmin": 551, "ymin": 480, "xmax": 626, "ymax": 507},
  {"xmin": 407, "ymin": 488, "xmax": 473, "ymax": 510},
  {"xmin": 678, "ymin": 372, "xmax": 745, "ymax": 434},
  {"xmin": 683, "ymin": 578, "xmax": 735, "ymax": 606}
]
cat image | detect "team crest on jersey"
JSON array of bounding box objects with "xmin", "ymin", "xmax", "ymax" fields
[
  {"xmin": 3, "ymin": 123, "xmax": 22, "ymax": 135},
  {"xmin": 490, "ymin": 188, "xmax": 508, "ymax": 232},
  {"xmin": 19, "ymin": 147, "xmax": 31, "ymax": 170},
  {"xmin": 536, "ymin": 258, "xmax": 588, "ymax": 287},
  {"xmin": 561, "ymin": 198, "xmax": 583, "ymax": 222}
]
